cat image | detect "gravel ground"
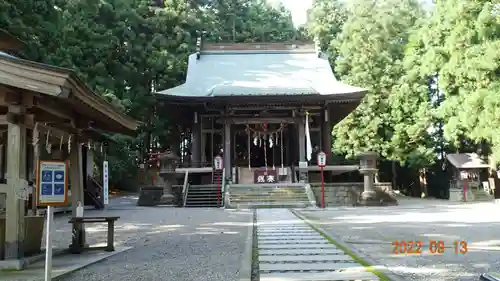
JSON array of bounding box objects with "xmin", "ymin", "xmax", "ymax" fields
[
  {"xmin": 296, "ymin": 198, "xmax": 500, "ymax": 281},
  {"xmin": 47, "ymin": 196, "xmax": 252, "ymax": 281}
]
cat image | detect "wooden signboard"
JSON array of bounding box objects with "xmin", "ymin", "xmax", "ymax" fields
[{"xmin": 254, "ymin": 169, "xmax": 277, "ymax": 184}]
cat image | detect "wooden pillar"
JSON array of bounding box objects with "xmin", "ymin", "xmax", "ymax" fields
[
  {"xmin": 5, "ymin": 105, "xmax": 27, "ymax": 260},
  {"xmin": 70, "ymin": 139, "xmax": 85, "ymax": 249},
  {"xmin": 321, "ymin": 107, "xmax": 332, "ymax": 161},
  {"xmin": 223, "ymin": 120, "xmax": 231, "ymax": 182},
  {"xmin": 297, "ymin": 116, "xmax": 308, "ymax": 182},
  {"xmin": 191, "ymin": 112, "xmax": 201, "ymax": 166},
  {"xmin": 288, "ymin": 124, "xmax": 296, "ymax": 166},
  {"xmin": 86, "ymin": 148, "xmax": 94, "ymax": 178},
  {"xmin": 0, "ymin": 144, "xmax": 4, "ymax": 210},
  {"xmin": 298, "ymin": 118, "xmax": 305, "ymax": 163},
  {"xmin": 30, "ymin": 128, "xmax": 40, "ymax": 215}
]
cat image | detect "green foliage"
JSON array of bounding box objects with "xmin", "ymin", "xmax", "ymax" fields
[
  {"xmin": 5, "ymin": 0, "xmax": 498, "ymax": 186},
  {"xmin": 414, "ymin": 0, "xmax": 500, "ymax": 161},
  {"xmin": 202, "ymin": 0, "xmax": 296, "ymax": 42},
  {"xmin": 307, "ymin": 0, "xmax": 346, "ymax": 74},
  {"xmin": 0, "ymin": 0, "xmax": 297, "ymax": 186},
  {"xmin": 331, "ymin": 0, "xmax": 428, "ymax": 168}
]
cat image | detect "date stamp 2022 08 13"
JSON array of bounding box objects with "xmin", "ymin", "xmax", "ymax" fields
[{"xmin": 392, "ymin": 240, "xmax": 468, "ymax": 255}]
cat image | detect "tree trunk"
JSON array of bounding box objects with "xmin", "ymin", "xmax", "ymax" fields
[
  {"xmin": 419, "ymin": 168, "xmax": 428, "ymax": 198},
  {"xmin": 391, "ymin": 161, "xmax": 397, "ymax": 190}
]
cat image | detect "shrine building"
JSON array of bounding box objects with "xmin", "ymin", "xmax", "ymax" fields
[{"xmin": 155, "ymin": 38, "xmax": 380, "ymax": 208}]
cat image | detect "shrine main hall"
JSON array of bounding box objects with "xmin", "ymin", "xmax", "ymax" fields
[{"xmin": 154, "ymin": 39, "xmax": 385, "ymax": 207}]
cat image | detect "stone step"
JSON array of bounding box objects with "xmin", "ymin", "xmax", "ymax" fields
[
  {"xmin": 259, "ymin": 254, "xmax": 353, "ymax": 262},
  {"xmin": 260, "ymin": 262, "xmax": 361, "ymax": 271},
  {"xmin": 259, "ymin": 243, "xmax": 337, "ymax": 249},
  {"xmin": 259, "ymin": 248, "xmax": 345, "ymax": 255},
  {"xmin": 233, "ymin": 189, "xmax": 306, "ymax": 193},
  {"xmin": 236, "ymin": 203, "xmax": 309, "ymax": 209},
  {"xmin": 229, "ymin": 187, "xmax": 305, "ymax": 194},
  {"xmin": 186, "ymin": 194, "xmax": 217, "ymax": 201},
  {"xmin": 258, "ymin": 225, "xmax": 311, "ymax": 228},
  {"xmin": 187, "ymin": 191, "xmax": 219, "ymax": 195},
  {"xmin": 258, "ymin": 232, "xmax": 319, "ymax": 236},
  {"xmin": 259, "ymin": 271, "xmax": 379, "ymax": 281},
  {"xmin": 232, "ymin": 197, "xmax": 309, "ymax": 202},
  {"xmin": 259, "ymin": 239, "xmax": 329, "ymax": 245},
  {"xmin": 231, "ymin": 196, "xmax": 309, "ymax": 201},
  {"xmin": 256, "ymin": 209, "xmax": 380, "ymax": 281},
  {"xmin": 230, "ymin": 190, "xmax": 306, "ymax": 195},
  {"xmin": 258, "ymin": 235, "xmax": 323, "ymax": 240}
]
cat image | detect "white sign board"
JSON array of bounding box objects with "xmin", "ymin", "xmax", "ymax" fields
[
  {"xmin": 103, "ymin": 161, "xmax": 109, "ymax": 205},
  {"xmin": 214, "ymin": 156, "xmax": 223, "ymax": 170},
  {"xmin": 317, "ymin": 152, "xmax": 327, "ymax": 167},
  {"xmin": 37, "ymin": 160, "xmax": 68, "ymax": 206}
]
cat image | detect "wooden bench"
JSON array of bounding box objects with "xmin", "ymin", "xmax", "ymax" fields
[{"xmin": 69, "ymin": 216, "xmax": 119, "ymax": 253}]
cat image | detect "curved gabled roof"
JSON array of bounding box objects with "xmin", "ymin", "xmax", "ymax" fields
[{"xmin": 156, "ymin": 43, "xmax": 366, "ymax": 102}]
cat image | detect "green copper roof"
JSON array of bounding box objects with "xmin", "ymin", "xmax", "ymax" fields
[{"xmin": 156, "ymin": 49, "xmax": 365, "ymax": 99}]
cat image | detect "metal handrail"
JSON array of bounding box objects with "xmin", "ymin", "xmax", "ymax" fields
[{"xmin": 182, "ymin": 170, "xmax": 189, "ymax": 207}]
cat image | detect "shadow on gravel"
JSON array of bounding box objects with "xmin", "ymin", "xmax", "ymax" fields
[{"xmin": 297, "ymin": 203, "xmax": 500, "ymax": 281}]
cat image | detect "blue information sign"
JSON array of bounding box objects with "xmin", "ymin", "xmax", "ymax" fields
[{"xmin": 37, "ymin": 160, "xmax": 69, "ymax": 206}]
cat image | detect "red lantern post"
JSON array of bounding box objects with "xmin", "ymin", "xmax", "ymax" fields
[
  {"xmin": 214, "ymin": 156, "xmax": 223, "ymax": 206},
  {"xmin": 317, "ymin": 151, "xmax": 327, "ymax": 208}
]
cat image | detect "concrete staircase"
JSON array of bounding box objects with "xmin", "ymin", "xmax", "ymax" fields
[
  {"xmin": 472, "ymin": 190, "xmax": 495, "ymax": 202},
  {"xmin": 225, "ymin": 183, "xmax": 315, "ymax": 208},
  {"xmin": 185, "ymin": 184, "xmax": 221, "ymax": 207}
]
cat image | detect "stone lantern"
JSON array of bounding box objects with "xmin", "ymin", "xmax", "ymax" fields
[
  {"xmin": 357, "ymin": 151, "xmax": 381, "ymax": 206},
  {"xmin": 158, "ymin": 151, "xmax": 181, "ymax": 206},
  {"xmin": 137, "ymin": 151, "xmax": 181, "ymax": 206}
]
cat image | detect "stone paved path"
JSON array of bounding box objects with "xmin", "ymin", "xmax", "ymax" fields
[{"xmin": 256, "ymin": 209, "xmax": 379, "ymax": 281}]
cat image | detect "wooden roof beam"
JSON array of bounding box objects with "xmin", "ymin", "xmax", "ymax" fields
[
  {"xmin": 33, "ymin": 98, "xmax": 76, "ymax": 124},
  {"xmin": 0, "ymin": 55, "xmax": 138, "ymax": 134},
  {"xmin": 0, "ymin": 29, "xmax": 24, "ymax": 52}
]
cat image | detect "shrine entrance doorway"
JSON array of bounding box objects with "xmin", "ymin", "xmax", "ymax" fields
[{"xmin": 233, "ymin": 123, "xmax": 289, "ymax": 169}]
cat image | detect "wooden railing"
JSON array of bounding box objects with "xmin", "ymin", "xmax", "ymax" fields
[{"xmin": 85, "ymin": 176, "xmax": 104, "ymax": 209}]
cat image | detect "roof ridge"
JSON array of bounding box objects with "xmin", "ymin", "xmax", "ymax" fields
[
  {"xmin": 199, "ymin": 49, "xmax": 317, "ymax": 55},
  {"xmin": 201, "ymin": 42, "xmax": 315, "ymax": 51}
]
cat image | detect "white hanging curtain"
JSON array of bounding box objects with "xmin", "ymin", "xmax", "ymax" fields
[{"xmin": 305, "ymin": 112, "xmax": 312, "ymax": 161}]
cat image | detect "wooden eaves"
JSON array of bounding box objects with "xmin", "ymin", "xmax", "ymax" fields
[
  {"xmin": 0, "ymin": 28, "xmax": 24, "ymax": 52},
  {"xmin": 0, "ymin": 54, "xmax": 139, "ymax": 137}
]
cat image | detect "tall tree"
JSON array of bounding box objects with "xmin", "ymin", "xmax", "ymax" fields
[
  {"xmin": 307, "ymin": 0, "xmax": 346, "ymax": 75},
  {"xmin": 202, "ymin": 0, "xmax": 296, "ymax": 42},
  {"xmin": 331, "ymin": 0, "xmax": 425, "ymax": 165},
  {"xmin": 413, "ymin": 0, "xmax": 500, "ymax": 160},
  {"xmin": 0, "ymin": 0, "xmax": 64, "ymax": 61},
  {"xmin": 0, "ymin": 0, "xmax": 303, "ymax": 187}
]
